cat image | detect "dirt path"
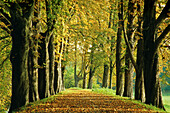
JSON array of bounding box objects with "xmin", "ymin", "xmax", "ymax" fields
[{"xmin": 16, "ymin": 89, "xmax": 156, "ymax": 113}]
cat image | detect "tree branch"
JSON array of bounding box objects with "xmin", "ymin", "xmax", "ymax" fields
[
  {"xmin": 23, "ymin": 1, "xmax": 34, "ymax": 19},
  {"xmin": 0, "ymin": 35, "xmax": 10, "ymax": 40},
  {"xmin": 155, "ymin": 0, "xmax": 170, "ymax": 28},
  {"xmin": 0, "ymin": 12, "xmax": 11, "ymax": 26},
  {"xmin": 67, "ymin": 1, "xmax": 76, "ymax": 22},
  {"xmin": 0, "ymin": 53, "xmax": 10, "ymax": 70},
  {"xmin": 0, "ymin": 26, "xmax": 11, "ymax": 34},
  {"xmin": 0, "ymin": 1, "xmax": 11, "ymax": 22},
  {"xmin": 155, "ymin": 24, "xmax": 170, "ymax": 52},
  {"xmin": 122, "ymin": 26, "xmax": 138, "ymax": 71}
]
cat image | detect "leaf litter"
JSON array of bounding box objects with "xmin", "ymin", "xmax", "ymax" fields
[{"xmin": 15, "ymin": 89, "xmax": 158, "ymax": 113}]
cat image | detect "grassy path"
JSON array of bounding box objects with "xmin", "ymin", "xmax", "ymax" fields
[{"xmin": 14, "ymin": 89, "xmax": 164, "ymax": 113}]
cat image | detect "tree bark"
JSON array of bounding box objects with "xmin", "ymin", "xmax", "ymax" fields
[
  {"xmin": 61, "ymin": 64, "xmax": 65, "ymax": 91},
  {"xmin": 55, "ymin": 38, "xmax": 64, "ymax": 93},
  {"xmin": 38, "ymin": 34, "xmax": 50, "ymax": 99},
  {"xmin": 109, "ymin": 59, "xmax": 113, "ymax": 89},
  {"xmin": 143, "ymin": 0, "xmax": 169, "ymax": 109},
  {"xmin": 123, "ymin": 0, "xmax": 135, "ymax": 98},
  {"xmin": 143, "ymin": 0, "xmax": 157, "ymax": 106},
  {"xmin": 74, "ymin": 40, "xmax": 79, "ymax": 87},
  {"xmin": 82, "ymin": 50, "xmax": 88, "ymax": 89},
  {"xmin": 116, "ymin": 0, "xmax": 124, "ymax": 96},
  {"xmin": 56, "ymin": 56, "xmax": 63, "ymax": 93},
  {"xmin": 102, "ymin": 64, "xmax": 109, "ymax": 88},
  {"xmin": 135, "ymin": 0, "xmax": 145, "ymax": 102},
  {"xmin": 54, "ymin": 61, "xmax": 58, "ymax": 93},
  {"xmin": 9, "ymin": 2, "xmax": 34, "ymax": 112},
  {"xmin": 28, "ymin": 0, "xmax": 40, "ymax": 102},
  {"xmin": 135, "ymin": 38, "xmax": 145, "ymax": 102},
  {"xmin": 28, "ymin": 36, "xmax": 39, "ymax": 102},
  {"xmin": 88, "ymin": 41, "xmax": 95, "ymax": 89},
  {"xmin": 83, "ymin": 65, "xmax": 88, "ymax": 89},
  {"xmin": 151, "ymin": 53, "xmax": 165, "ymax": 110},
  {"xmin": 88, "ymin": 68, "xmax": 95, "ymax": 89},
  {"xmin": 49, "ymin": 35, "xmax": 55, "ymax": 95}
]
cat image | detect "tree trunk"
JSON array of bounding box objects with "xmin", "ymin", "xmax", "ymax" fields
[
  {"xmin": 102, "ymin": 64, "xmax": 109, "ymax": 88},
  {"xmin": 38, "ymin": 35, "xmax": 50, "ymax": 99},
  {"xmin": 124, "ymin": 53, "xmax": 133, "ymax": 98},
  {"xmin": 123, "ymin": 0, "xmax": 135, "ymax": 98},
  {"xmin": 88, "ymin": 68, "xmax": 94, "ymax": 89},
  {"xmin": 54, "ymin": 62, "xmax": 58, "ymax": 93},
  {"xmin": 56, "ymin": 57, "xmax": 63, "ymax": 93},
  {"xmin": 151, "ymin": 53, "xmax": 165, "ymax": 110},
  {"xmin": 135, "ymin": 0, "xmax": 145, "ymax": 102},
  {"xmin": 54, "ymin": 58, "xmax": 63, "ymax": 93},
  {"xmin": 49, "ymin": 35, "xmax": 55, "ymax": 95},
  {"xmin": 135, "ymin": 38, "xmax": 145, "ymax": 102},
  {"xmin": 109, "ymin": 58, "xmax": 113, "ymax": 89},
  {"xmin": 116, "ymin": 0, "xmax": 124, "ymax": 96},
  {"xmin": 83, "ymin": 58, "xmax": 88, "ymax": 89},
  {"xmin": 88, "ymin": 42, "xmax": 95, "ymax": 89},
  {"xmin": 28, "ymin": 0, "xmax": 41, "ymax": 102},
  {"xmin": 55, "ymin": 39, "xmax": 64, "ymax": 93},
  {"xmin": 143, "ymin": 0, "xmax": 169, "ymax": 109},
  {"xmin": 83, "ymin": 66, "xmax": 87, "ymax": 89},
  {"xmin": 61, "ymin": 63, "xmax": 66, "ymax": 91},
  {"xmin": 38, "ymin": 38, "xmax": 46, "ymax": 99},
  {"xmin": 28, "ymin": 37, "xmax": 39, "ymax": 102},
  {"xmin": 9, "ymin": 3, "xmax": 34, "ymax": 111},
  {"xmin": 74, "ymin": 63, "xmax": 78, "ymax": 87},
  {"xmin": 74, "ymin": 40, "xmax": 78, "ymax": 87},
  {"xmin": 143, "ymin": 0, "xmax": 156, "ymax": 105}
]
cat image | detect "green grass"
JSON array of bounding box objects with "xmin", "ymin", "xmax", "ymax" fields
[
  {"xmin": 163, "ymin": 96, "xmax": 170, "ymax": 112},
  {"xmin": 92, "ymin": 88, "xmax": 116, "ymax": 96}
]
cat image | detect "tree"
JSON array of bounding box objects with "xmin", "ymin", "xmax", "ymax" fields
[
  {"xmin": 123, "ymin": 0, "xmax": 135, "ymax": 98},
  {"xmin": 143, "ymin": 0, "xmax": 169, "ymax": 109},
  {"xmin": 38, "ymin": 0, "xmax": 58, "ymax": 99},
  {"xmin": 102, "ymin": 64, "xmax": 109, "ymax": 88},
  {"xmin": 88, "ymin": 41, "xmax": 95, "ymax": 89},
  {"xmin": 116, "ymin": 0, "xmax": 124, "ymax": 96},
  {"xmin": 0, "ymin": 1, "xmax": 34, "ymax": 112},
  {"xmin": 135, "ymin": 0, "xmax": 145, "ymax": 102},
  {"xmin": 28, "ymin": 0, "xmax": 40, "ymax": 102}
]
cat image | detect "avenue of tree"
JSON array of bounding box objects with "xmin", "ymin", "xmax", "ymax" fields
[{"xmin": 0, "ymin": 0, "xmax": 169, "ymax": 112}]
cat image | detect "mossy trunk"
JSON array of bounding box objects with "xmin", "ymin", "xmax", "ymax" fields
[
  {"xmin": 9, "ymin": 2, "xmax": 34, "ymax": 112},
  {"xmin": 28, "ymin": 37, "xmax": 39, "ymax": 102}
]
